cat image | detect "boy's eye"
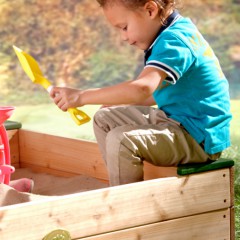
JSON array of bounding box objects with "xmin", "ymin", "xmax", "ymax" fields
[{"xmin": 122, "ymin": 26, "xmax": 127, "ymax": 31}]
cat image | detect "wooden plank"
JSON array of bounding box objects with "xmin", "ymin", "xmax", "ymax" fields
[
  {"xmin": 230, "ymin": 207, "xmax": 235, "ymax": 240},
  {"xmin": 19, "ymin": 163, "xmax": 108, "ymax": 183},
  {"xmin": 19, "ymin": 163, "xmax": 82, "ymax": 177},
  {"xmin": 18, "ymin": 130, "xmax": 177, "ymax": 180},
  {"xmin": 144, "ymin": 163, "xmax": 178, "ymax": 179},
  {"xmin": 18, "ymin": 130, "xmax": 108, "ymax": 180},
  {"xmin": 0, "ymin": 169, "xmax": 231, "ymax": 239},
  {"xmin": 81, "ymin": 209, "xmax": 230, "ymax": 240},
  {"xmin": 6, "ymin": 129, "xmax": 18, "ymax": 141},
  {"xmin": 230, "ymin": 167, "xmax": 235, "ymax": 240},
  {"xmin": 8, "ymin": 130, "xmax": 20, "ymax": 167}
]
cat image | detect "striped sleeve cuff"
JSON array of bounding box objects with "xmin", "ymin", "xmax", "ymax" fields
[{"xmin": 145, "ymin": 60, "xmax": 180, "ymax": 84}]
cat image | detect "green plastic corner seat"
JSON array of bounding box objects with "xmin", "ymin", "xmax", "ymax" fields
[
  {"xmin": 177, "ymin": 158, "xmax": 235, "ymax": 176},
  {"xmin": 4, "ymin": 121, "xmax": 22, "ymax": 131}
]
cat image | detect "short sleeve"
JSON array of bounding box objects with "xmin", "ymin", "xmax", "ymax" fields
[{"xmin": 145, "ymin": 33, "xmax": 195, "ymax": 84}]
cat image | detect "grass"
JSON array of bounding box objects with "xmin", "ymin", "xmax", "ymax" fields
[
  {"xmin": 226, "ymin": 100, "xmax": 240, "ymax": 239},
  {"xmin": 9, "ymin": 104, "xmax": 99, "ymax": 141},
  {"xmin": 10, "ymin": 99, "xmax": 240, "ymax": 141},
  {"xmin": 8, "ymin": 100, "xmax": 240, "ymax": 238}
]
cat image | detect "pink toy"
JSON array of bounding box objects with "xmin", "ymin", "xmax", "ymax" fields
[{"xmin": 0, "ymin": 106, "xmax": 15, "ymax": 184}]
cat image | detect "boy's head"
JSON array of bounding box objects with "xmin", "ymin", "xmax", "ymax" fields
[
  {"xmin": 96, "ymin": 0, "xmax": 177, "ymax": 8},
  {"xmin": 96, "ymin": 0, "xmax": 178, "ymax": 24},
  {"xmin": 96, "ymin": 0, "xmax": 179, "ymax": 50}
]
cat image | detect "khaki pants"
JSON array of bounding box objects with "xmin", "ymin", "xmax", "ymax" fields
[{"xmin": 93, "ymin": 106, "xmax": 210, "ymax": 186}]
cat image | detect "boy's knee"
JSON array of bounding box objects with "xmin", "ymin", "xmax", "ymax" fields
[
  {"xmin": 94, "ymin": 107, "xmax": 109, "ymax": 120},
  {"xmin": 93, "ymin": 107, "xmax": 110, "ymax": 128},
  {"xmin": 106, "ymin": 125, "xmax": 126, "ymax": 144}
]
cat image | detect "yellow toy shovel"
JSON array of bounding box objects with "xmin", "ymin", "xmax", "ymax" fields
[{"xmin": 13, "ymin": 45, "xmax": 90, "ymax": 125}]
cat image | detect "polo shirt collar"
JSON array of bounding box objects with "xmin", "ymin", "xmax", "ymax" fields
[{"xmin": 144, "ymin": 10, "xmax": 181, "ymax": 63}]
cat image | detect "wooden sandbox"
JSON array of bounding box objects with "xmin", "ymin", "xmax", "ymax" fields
[{"xmin": 0, "ymin": 125, "xmax": 235, "ymax": 239}]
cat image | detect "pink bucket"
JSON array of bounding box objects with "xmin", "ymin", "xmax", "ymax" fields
[{"xmin": 0, "ymin": 106, "xmax": 15, "ymax": 184}]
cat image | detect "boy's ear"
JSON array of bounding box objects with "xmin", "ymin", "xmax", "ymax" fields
[{"xmin": 144, "ymin": 1, "xmax": 159, "ymax": 18}]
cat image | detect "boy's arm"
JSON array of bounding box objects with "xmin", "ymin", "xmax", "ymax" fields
[
  {"xmin": 50, "ymin": 67, "xmax": 166, "ymax": 111},
  {"xmin": 135, "ymin": 95, "xmax": 156, "ymax": 106}
]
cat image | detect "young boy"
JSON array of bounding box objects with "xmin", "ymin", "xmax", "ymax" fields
[{"xmin": 50, "ymin": 0, "xmax": 232, "ymax": 186}]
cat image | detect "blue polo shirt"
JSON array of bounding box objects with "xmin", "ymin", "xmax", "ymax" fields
[{"xmin": 145, "ymin": 11, "xmax": 232, "ymax": 154}]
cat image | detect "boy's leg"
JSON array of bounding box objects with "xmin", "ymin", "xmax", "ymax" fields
[
  {"xmin": 105, "ymin": 123, "xmax": 209, "ymax": 186},
  {"xmin": 93, "ymin": 106, "xmax": 209, "ymax": 186},
  {"xmin": 93, "ymin": 105, "xmax": 179, "ymax": 162}
]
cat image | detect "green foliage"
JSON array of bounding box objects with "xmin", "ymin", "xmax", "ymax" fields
[
  {"xmin": 224, "ymin": 144, "xmax": 240, "ymax": 239},
  {"xmin": 222, "ymin": 99, "xmax": 240, "ymax": 239},
  {"xmin": 181, "ymin": 1, "xmax": 240, "ymax": 93},
  {"xmin": 0, "ymin": 0, "xmax": 239, "ymax": 105},
  {"xmin": 82, "ymin": 49, "xmax": 143, "ymax": 88},
  {"xmin": 10, "ymin": 103, "xmax": 98, "ymax": 140},
  {"xmin": 0, "ymin": 0, "xmax": 117, "ymax": 102}
]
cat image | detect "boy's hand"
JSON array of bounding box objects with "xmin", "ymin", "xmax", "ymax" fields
[{"xmin": 49, "ymin": 87, "xmax": 82, "ymax": 111}]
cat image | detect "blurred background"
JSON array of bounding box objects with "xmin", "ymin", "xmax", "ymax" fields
[
  {"xmin": 0, "ymin": 0, "xmax": 239, "ymax": 237},
  {"xmin": 0, "ymin": 0, "xmax": 239, "ymax": 139}
]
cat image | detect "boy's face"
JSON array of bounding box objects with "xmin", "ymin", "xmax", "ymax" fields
[{"xmin": 103, "ymin": 3, "xmax": 161, "ymax": 50}]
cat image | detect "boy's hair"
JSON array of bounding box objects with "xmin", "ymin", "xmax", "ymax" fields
[{"xmin": 96, "ymin": 0, "xmax": 179, "ymax": 25}]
